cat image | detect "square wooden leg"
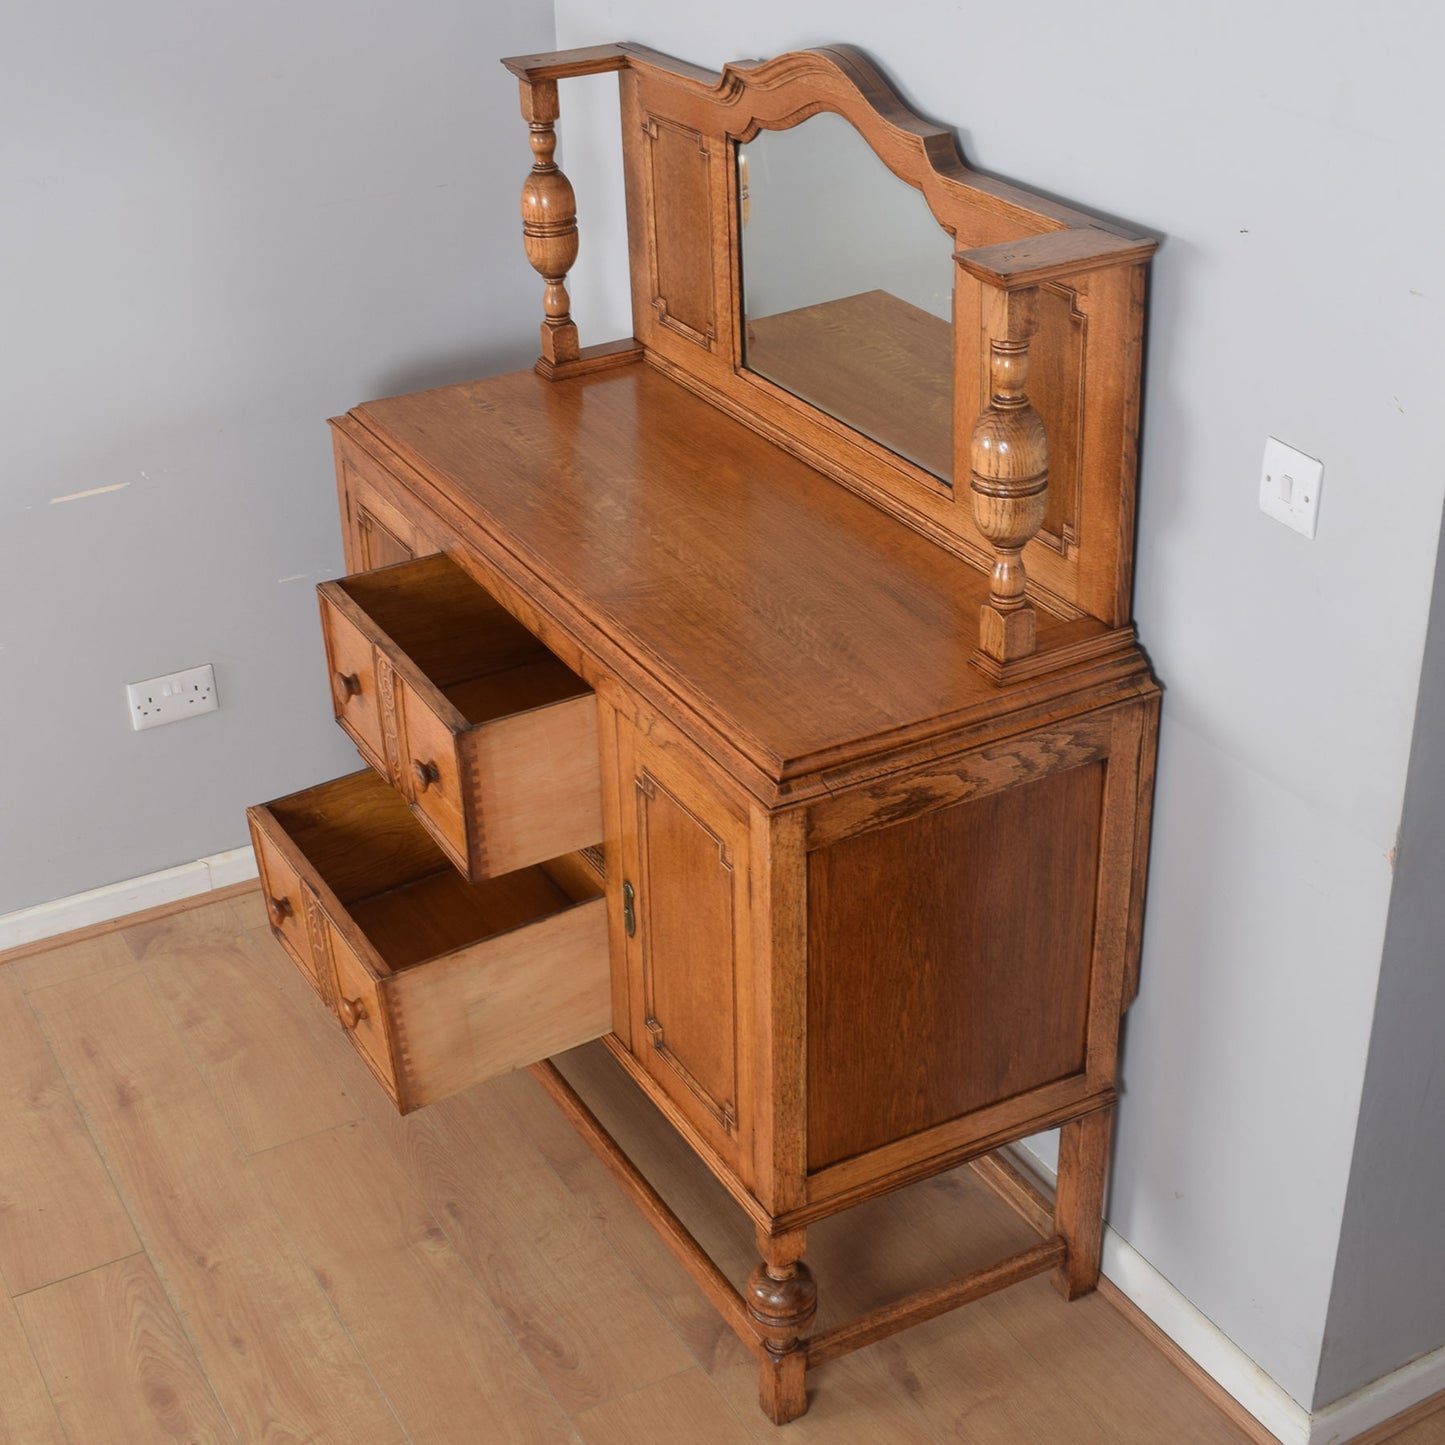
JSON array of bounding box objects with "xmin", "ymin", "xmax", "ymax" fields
[
  {"xmin": 1052, "ymin": 1106, "xmax": 1113, "ymax": 1301},
  {"xmin": 759, "ymin": 1347, "xmax": 808, "ymax": 1425}
]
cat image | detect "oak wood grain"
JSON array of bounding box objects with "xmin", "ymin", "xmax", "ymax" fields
[
  {"xmin": 0, "ymin": 973, "xmax": 139, "ymax": 1295},
  {"xmin": 385, "ymin": 886, "xmax": 609, "ymax": 1110},
  {"xmin": 806, "ymin": 763, "xmax": 1104, "ymax": 1169},
  {"xmin": 598, "ymin": 44, "xmax": 1153, "ymax": 629},
  {"xmin": 346, "ymin": 367, "xmax": 1149, "ymax": 792},
  {"xmin": 254, "ymin": 768, "xmax": 611, "ymax": 1113},
  {"xmin": 619, "ymin": 720, "xmax": 754, "ymax": 1176},
  {"xmin": 29, "ymin": 969, "xmax": 403, "ymax": 1445},
  {"xmin": 2, "ymin": 927, "xmax": 149, "ymax": 987},
  {"xmin": 252, "ymin": 38, "xmax": 1167, "ymax": 1429},
  {"xmin": 574, "ymin": 1368, "xmax": 755, "ymax": 1445},
  {"xmin": 145, "ymin": 928, "xmax": 362, "ymax": 1155},
  {"xmin": 0, "ymin": 1292, "xmax": 66, "ymax": 1445},
  {"xmin": 501, "ymin": 42, "xmax": 630, "ymax": 83},
  {"xmin": 530, "ymin": 1060, "xmax": 756, "ymax": 1352},
  {"xmin": 254, "ymin": 1120, "xmax": 576, "ymax": 1444},
  {"xmin": 317, "ymin": 1037, "xmax": 699, "ymax": 1418},
  {"xmin": 0, "ymin": 901, "xmax": 1256, "ymax": 1445},
  {"xmin": 513, "ymin": 1049, "xmax": 753, "ymax": 1375},
  {"xmin": 16, "ymin": 1255, "xmax": 234, "ymax": 1444}
]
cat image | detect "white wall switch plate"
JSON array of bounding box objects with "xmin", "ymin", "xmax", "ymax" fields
[
  {"xmin": 126, "ymin": 663, "xmax": 219, "ymax": 731},
  {"xmin": 1259, "ymin": 437, "xmax": 1323, "ymax": 539}
]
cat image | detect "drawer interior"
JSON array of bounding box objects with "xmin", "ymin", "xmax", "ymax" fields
[
  {"xmin": 263, "ymin": 770, "xmax": 602, "ymax": 973},
  {"xmin": 337, "ymin": 555, "xmax": 590, "ymax": 719},
  {"xmin": 443, "ymin": 657, "xmax": 586, "ymax": 726}
]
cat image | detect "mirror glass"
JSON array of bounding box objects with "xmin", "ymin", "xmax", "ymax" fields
[{"xmin": 739, "ymin": 113, "xmax": 955, "ymax": 483}]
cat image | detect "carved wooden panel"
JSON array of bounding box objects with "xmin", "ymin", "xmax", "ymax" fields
[
  {"xmin": 374, "ymin": 652, "xmax": 402, "ymax": 786},
  {"xmin": 634, "ymin": 768, "xmax": 740, "ymax": 1134},
  {"xmin": 300, "ymin": 879, "xmax": 335, "ymax": 1008},
  {"xmin": 337, "ymin": 448, "xmax": 420, "ymax": 572},
  {"xmin": 805, "ymin": 760, "xmax": 1105, "ymax": 1171},
  {"xmin": 643, "ymin": 115, "xmax": 716, "ymax": 347},
  {"xmin": 1030, "ymin": 283, "xmax": 1088, "ymax": 555},
  {"xmin": 358, "ymin": 505, "xmax": 415, "ymax": 570}
]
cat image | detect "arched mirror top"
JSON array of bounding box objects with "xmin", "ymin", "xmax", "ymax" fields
[
  {"xmin": 738, "ymin": 111, "xmax": 958, "ymax": 482},
  {"xmin": 502, "ymin": 41, "xmax": 1156, "ymax": 665}
]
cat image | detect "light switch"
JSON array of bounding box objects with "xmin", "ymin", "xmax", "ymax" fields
[{"xmin": 1259, "ymin": 438, "xmax": 1322, "ymax": 539}]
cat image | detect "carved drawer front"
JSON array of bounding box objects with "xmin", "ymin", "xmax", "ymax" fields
[
  {"xmin": 246, "ymin": 769, "xmax": 611, "ymax": 1114},
  {"xmin": 317, "ymin": 553, "xmax": 603, "ymax": 880},
  {"xmin": 247, "ymin": 814, "xmax": 327, "ymax": 1001}
]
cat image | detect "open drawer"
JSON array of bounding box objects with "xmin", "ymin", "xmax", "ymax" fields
[
  {"xmin": 317, "ymin": 553, "xmax": 602, "ymax": 880},
  {"xmin": 247, "ymin": 769, "xmax": 610, "ymax": 1114}
]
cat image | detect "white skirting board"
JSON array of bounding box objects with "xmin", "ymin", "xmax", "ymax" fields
[
  {"xmin": 1310, "ymin": 1345, "xmax": 1445, "ymax": 1444},
  {"xmin": 1010, "ymin": 1143, "xmax": 1445, "ymax": 1445},
  {"xmin": 0, "ymin": 848, "xmax": 259, "ymax": 954}
]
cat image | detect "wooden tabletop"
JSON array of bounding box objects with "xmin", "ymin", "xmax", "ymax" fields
[{"xmin": 351, "ymin": 360, "xmax": 1124, "ymax": 789}]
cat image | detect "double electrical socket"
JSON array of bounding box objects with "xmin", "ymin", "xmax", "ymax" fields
[{"xmin": 126, "ymin": 663, "xmax": 218, "ymax": 731}]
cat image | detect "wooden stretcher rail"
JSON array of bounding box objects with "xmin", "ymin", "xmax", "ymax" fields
[
  {"xmin": 528, "ymin": 1059, "xmax": 760, "ymax": 1354},
  {"xmin": 969, "ymin": 1148, "xmax": 1057, "ymax": 1236},
  {"xmin": 807, "ymin": 1237, "xmax": 1067, "ymax": 1368},
  {"xmin": 537, "ymin": 1056, "xmax": 1092, "ymax": 1387}
]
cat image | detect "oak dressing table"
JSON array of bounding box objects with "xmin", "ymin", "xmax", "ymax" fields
[{"xmin": 246, "ymin": 41, "xmax": 1159, "ymax": 1425}]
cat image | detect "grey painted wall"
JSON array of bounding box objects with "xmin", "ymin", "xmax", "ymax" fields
[
  {"xmin": 0, "ymin": 0, "xmax": 555, "ymax": 914},
  {"xmin": 554, "ymin": 0, "xmax": 1445, "ymax": 1406},
  {"xmin": 1314, "ymin": 505, "xmax": 1445, "ymax": 1407}
]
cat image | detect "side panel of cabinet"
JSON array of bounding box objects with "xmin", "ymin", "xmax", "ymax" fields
[
  {"xmin": 806, "ymin": 762, "xmax": 1103, "ymax": 1172},
  {"xmin": 800, "ymin": 699, "xmax": 1154, "ymax": 1193},
  {"xmin": 615, "ymin": 721, "xmax": 753, "ymax": 1179},
  {"xmin": 333, "ymin": 436, "xmax": 435, "ymax": 574}
]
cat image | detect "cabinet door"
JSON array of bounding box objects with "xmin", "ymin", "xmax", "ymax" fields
[{"xmin": 615, "ymin": 723, "xmax": 752, "ymax": 1173}]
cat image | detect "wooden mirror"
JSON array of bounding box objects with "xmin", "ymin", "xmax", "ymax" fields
[
  {"xmin": 738, "ymin": 112, "xmax": 955, "ymax": 483},
  {"xmin": 503, "ymin": 42, "xmax": 1154, "ymax": 674}
]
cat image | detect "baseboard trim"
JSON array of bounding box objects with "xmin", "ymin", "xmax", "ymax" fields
[
  {"xmin": 1003, "ymin": 1143, "xmax": 1306, "ymax": 1443},
  {"xmin": 1009, "ymin": 1144, "xmax": 1445, "ymax": 1445},
  {"xmin": 0, "ymin": 848, "xmax": 259, "ymax": 959},
  {"xmin": 1312, "ymin": 1359, "xmax": 1445, "ymax": 1445}
]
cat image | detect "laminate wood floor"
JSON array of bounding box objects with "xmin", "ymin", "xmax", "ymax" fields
[{"xmin": 1, "ymin": 890, "xmax": 1440, "ymax": 1445}]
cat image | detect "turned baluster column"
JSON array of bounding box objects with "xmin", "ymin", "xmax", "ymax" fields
[
  {"xmin": 745, "ymin": 1227, "xmax": 816, "ymax": 1424},
  {"xmin": 517, "ymin": 78, "xmax": 580, "ymax": 369},
  {"xmin": 971, "ymin": 286, "xmax": 1049, "ymax": 664}
]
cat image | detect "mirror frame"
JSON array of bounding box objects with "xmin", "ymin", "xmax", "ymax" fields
[{"xmin": 504, "ymin": 42, "xmax": 1156, "ymax": 658}]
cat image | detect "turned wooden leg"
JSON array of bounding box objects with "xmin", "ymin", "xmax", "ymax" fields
[
  {"xmin": 746, "ymin": 1227, "xmax": 816, "ymax": 1424},
  {"xmin": 1052, "ymin": 1106, "xmax": 1113, "ymax": 1300}
]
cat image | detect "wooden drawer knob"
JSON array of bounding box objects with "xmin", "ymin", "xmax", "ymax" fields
[
  {"xmin": 412, "ymin": 758, "xmax": 440, "ymax": 791},
  {"xmin": 335, "ymin": 671, "xmax": 362, "ymax": 700},
  {"xmin": 266, "ymin": 894, "xmax": 293, "ymax": 926},
  {"xmin": 338, "ymin": 995, "xmax": 368, "ymax": 1030}
]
